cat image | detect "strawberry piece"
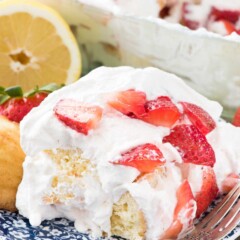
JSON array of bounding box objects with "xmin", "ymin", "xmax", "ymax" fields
[
  {"xmin": 181, "ymin": 2, "xmax": 200, "ymax": 30},
  {"xmin": 233, "ymin": 107, "xmax": 240, "ymax": 127},
  {"xmin": 108, "ymin": 89, "xmax": 146, "ymax": 118},
  {"xmin": 209, "ymin": 7, "xmax": 240, "ymax": 24},
  {"xmin": 221, "ymin": 20, "xmax": 236, "ymax": 35},
  {"xmin": 161, "ymin": 180, "xmax": 196, "ymax": 239},
  {"xmin": 113, "ymin": 143, "xmax": 166, "ymax": 173},
  {"xmin": 195, "ymin": 167, "xmax": 218, "ymax": 217},
  {"xmin": 163, "ymin": 124, "xmax": 216, "ymax": 167},
  {"xmin": 180, "ymin": 102, "xmax": 216, "ymax": 135},
  {"xmin": 0, "ymin": 92, "xmax": 48, "ymax": 123},
  {"xmin": 141, "ymin": 96, "xmax": 180, "ymax": 127},
  {"xmin": 222, "ymin": 173, "xmax": 240, "ymax": 193},
  {"xmin": 54, "ymin": 99, "xmax": 103, "ymax": 135}
]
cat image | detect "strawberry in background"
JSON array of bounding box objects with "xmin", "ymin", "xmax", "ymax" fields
[
  {"xmin": 232, "ymin": 107, "xmax": 240, "ymax": 127},
  {"xmin": 0, "ymin": 83, "xmax": 62, "ymax": 123},
  {"xmin": 180, "ymin": 2, "xmax": 240, "ymax": 36}
]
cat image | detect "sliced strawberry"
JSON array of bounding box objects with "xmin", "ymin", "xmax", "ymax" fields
[
  {"xmin": 163, "ymin": 124, "xmax": 216, "ymax": 167},
  {"xmin": 180, "ymin": 102, "xmax": 216, "ymax": 135},
  {"xmin": 209, "ymin": 7, "xmax": 240, "ymax": 24},
  {"xmin": 54, "ymin": 99, "xmax": 103, "ymax": 135},
  {"xmin": 233, "ymin": 107, "xmax": 240, "ymax": 127},
  {"xmin": 141, "ymin": 96, "xmax": 180, "ymax": 127},
  {"xmin": 161, "ymin": 180, "xmax": 196, "ymax": 239},
  {"xmin": 181, "ymin": 2, "xmax": 200, "ymax": 30},
  {"xmin": 222, "ymin": 173, "xmax": 240, "ymax": 194},
  {"xmin": 0, "ymin": 92, "xmax": 48, "ymax": 123},
  {"xmin": 221, "ymin": 20, "xmax": 236, "ymax": 35},
  {"xmin": 195, "ymin": 167, "xmax": 218, "ymax": 217},
  {"xmin": 107, "ymin": 89, "xmax": 146, "ymax": 118},
  {"xmin": 112, "ymin": 143, "xmax": 166, "ymax": 173}
]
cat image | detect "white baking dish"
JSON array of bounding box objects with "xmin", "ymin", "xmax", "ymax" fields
[{"xmin": 38, "ymin": 0, "xmax": 240, "ymax": 117}]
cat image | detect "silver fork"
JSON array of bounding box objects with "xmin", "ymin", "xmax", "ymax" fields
[{"xmin": 183, "ymin": 182, "xmax": 240, "ymax": 240}]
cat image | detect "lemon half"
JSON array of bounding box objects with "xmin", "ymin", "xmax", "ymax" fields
[{"xmin": 0, "ymin": 0, "xmax": 81, "ymax": 90}]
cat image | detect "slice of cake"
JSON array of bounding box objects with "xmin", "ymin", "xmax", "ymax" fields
[{"xmin": 16, "ymin": 67, "xmax": 240, "ymax": 239}]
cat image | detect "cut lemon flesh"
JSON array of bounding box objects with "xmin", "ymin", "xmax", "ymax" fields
[{"xmin": 0, "ymin": 0, "xmax": 81, "ymax": 90}]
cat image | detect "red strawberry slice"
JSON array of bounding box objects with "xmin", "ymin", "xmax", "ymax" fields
[
  {"xmin": 222, "ymin": 173, "xmax": 240, "ymax": 193},
  {"xmin": 181, "ymin": 2, "xmax": 200, "ymax": 30},
  {"xmin": 112, "ymin": 143, "xmax": 166, "ymax": 173},
  {"xmin": 195, "ymin": 167, "xmax": 219, "ymax": 217},
  {"xmin": 180, "ymin": 102, "xmax": 216, "ymax": 135},
  {"xmin": 233, "ymin": 107, "xmax": 240, "ymax": 127},
  {"xmin": 221, "ymin": 20, "xmax": 237, "ymax": 34},
  {"xmin": 108, "ymin": 89, "xmax": 147, "ymax": 118},
  {"xmin": 209, "ymin": 7, "xmax": 240, "ymax": 24},
  {"xmin": 0, "ymin": 92, "xmax": 48, "ymax": 123},
  {"xmin": 161, "ymin": 180, "xmax": 196, "ymax": 239},
  {"xmin": 163, "ymin": 124, "xmax": 216, "ymax": 167},
  {"xmin": 141, "ymin": 96, "xmax": 180, "ymax": 127},
  {"xmin": 54, "ymin": 99, "xmax": 103, "ymax": 135}
]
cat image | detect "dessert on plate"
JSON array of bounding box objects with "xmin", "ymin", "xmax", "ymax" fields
[{"xmin": 16, "ymin": 67, "xmax": 240, "ymax": 239}]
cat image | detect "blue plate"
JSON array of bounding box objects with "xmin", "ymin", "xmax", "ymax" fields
[
  {"xmin": 0, "ymin": 209, "xmax": 239, "ymax": 240},
  {"xmin": 0, "ymin": 210, "xmax": 123, "ymax": 240}
]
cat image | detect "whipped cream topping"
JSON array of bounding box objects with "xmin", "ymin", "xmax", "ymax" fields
[
  {"xmin": 76, "ymin": 0, "xmax": 161, "ymax": 17},
  {"xmin": 17, "ymin": 153, "xmax": 60, "ymax": 225},
  {"xmin": 127, "ymin": 164, "xmax": 183, "ymax": 239},
  {"xmin": 207, "ymin": 122, "xmax": 240, "ymax": 191},
  {"xmin": 17, "ymin": 67, "xmax": 239, "ymax": 239},
  {"xmin": 181, "ymin": 163, "xmax": 204, "ymax": 195},
  {"xmin": 114, "ymin": 0, "xmax": 160, "ymax": 17}
]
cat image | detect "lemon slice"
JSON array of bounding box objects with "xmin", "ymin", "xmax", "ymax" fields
[{"xmin": 0, "ymin": 0, "xmax": 81, "ymax": 91}]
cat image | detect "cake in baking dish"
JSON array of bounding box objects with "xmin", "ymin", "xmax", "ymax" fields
[
  {"xmin": 16, "ymin": 67, "xmax": 240, "ymax": 239},
  {"xmin": 95, "ymin": 0, "xmax": 240, "ymax": 36},
  {"xmin": 161, "ymin": 0, "xmax": 240, "ymax": 36}
]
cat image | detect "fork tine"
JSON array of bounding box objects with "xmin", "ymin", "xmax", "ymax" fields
[
  {"xmin": 203, "ymin": 183, "xmax": 240, "ymax": 230},
  {"xmin": 197, "ymin": 183, "xmax": 240, "ymax": 230},
  {"xmin": 210, "ymin": 201, "xmax": 240, "ymax": 239}
]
